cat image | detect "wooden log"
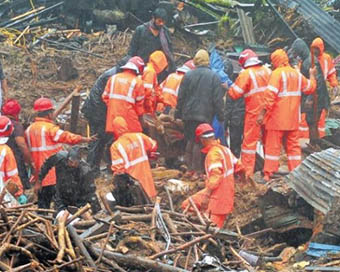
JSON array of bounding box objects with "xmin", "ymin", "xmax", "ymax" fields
[
  {"xmin": 70, "ymin": 93, "xmax": 80, "ymax": 133},
  {"xmin": 150, "ymin": 234, "xmax": 213, "ymax": 260},
  {"xmin": 188, "ymin": 197, "xmax": 206, "ymax": 226},
  {"xmin": 96, "ymin": 223, "xmax": 114, "ymax": 264},
  {"xmin": 56, "ymin": 211, "xmax": 68, "ymax": 263},
  {"xmin": 67, "ymin": 225, "xmax": 96, "ymax": 269},
  {"xmin": 91, "ymin": 246, "xmax": 188, "ymax": 272},
  {"xmin": 164, "ymin": 186, "xmax": 174, "ymax": 212},
  {"xmin": 66, "ymin": 203, "xmax": 91, "ymax": 226},
  {"xmin": 52, "ymin": 85, "xmax": 82, "ymax": 120}
]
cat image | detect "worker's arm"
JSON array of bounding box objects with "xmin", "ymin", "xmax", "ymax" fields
[
  {"xmin": 141, "ymin": 133, "xmax": 158, "ymax": 153},
  {"xmin": 228, "ymin": 70, "xmax": 250, "ymax": 100},
  {"xmin": 301, "ymin": 67, "xmax": 317, "ymax": 95},
  {"xmin": 15, "ymin": 136, "xmax": 32, "ymax": 165},
  {"xmin": 134, "ymin": 78, "xmax": 145, "ymax": 116},
  {"xmin": 101, "ymin": 76, "xmax": 114, "ymax": 105},
  {"xmin": 5, "ymin": 150, "xmax": 23, "ymax": 197},
  {"xmin": 39, "ymin": 154, "xmax": 59, "ymax": 182},
  {"xmin": 175, "ymin": 75, "xmax": 188, "ymax": 119},
  {"xmin": 49, "ymin": 125, "xmax": 92, "ymax": 145},
  {"xmin": 110, "ymin": 144, "xmax": 126, "ymax": 174}
]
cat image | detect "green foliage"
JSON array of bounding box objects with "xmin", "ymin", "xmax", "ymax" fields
[{"xmin": 190, "ymin": 0, "xmax": 233, "ymax": 8}]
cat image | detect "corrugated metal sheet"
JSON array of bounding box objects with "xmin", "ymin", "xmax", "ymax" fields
[
  {"xmin": 284, "ymin": 148, "xmax": 340, "ymax": 215},
  {"xmin": 273, "ymin": 0, "xmax": 340, "ymax": 53}
]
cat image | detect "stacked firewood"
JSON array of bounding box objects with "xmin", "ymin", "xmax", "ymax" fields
[{"xmin": 0, "ymin": 196, "xmax": 268, "ymax": 271}]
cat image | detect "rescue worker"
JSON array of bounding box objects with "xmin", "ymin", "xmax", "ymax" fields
[
  {"xmin": 181, "ymin": 123, "xmax": 243, "ymax": 228},
  {"xmin": 82, "ymin": 56, "xmax": 129, "ymax": 175},
  {"xmin": 228, "ymin": 49, "xmax": 271, "ymax": 177},
  {"xmin": 128, "ymin": 8, "xmax": 175, "ymax": 72},
  {"xmin": 2, "ymin": 99, "xmax": 32, "ymax": 189},
  {"xmin": 39, "ymin": 146, "xmax": 100, "ymax": 216},
  {"xmin": 110, "ymin": 116, "xmax": 158, "ymax": 199},
  {"xmin": 0, "ymin": 61, "xmax": 8, "ymax": 106},
  {"xmin": 142, "ymin": 50, "xmax": 168, "ymax": 114},
  {"xmin": 289, "ymin": 38, "xmax": 330, "ymax": 144},
  {"xmin": 175, "ymin": 49, "xmax": 224, "ymax": 179},
  {"xmin": 25, "ymin": 98, "xmax": 95, "ymax": 209},
  {"xmin": 257, "ymin": 49, "xmax": 317, "ymax": 181},
  {"xmin": 157, "ymin": 60, "xmax": 195, "ymax": 113},
  {"xmin": 0, "ymin": 116, "xmax": 27, "ymax": 204},
  {"xmin": 311, "ymin": 37, "xmax": 338, "ymax": 138},
  {"xmin": 102, "ymin": 56, "xmax": 145, "ymax": 135}
]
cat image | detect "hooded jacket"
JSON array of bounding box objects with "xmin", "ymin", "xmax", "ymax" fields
[
  {"xmin": 264, "ymin": 49, "xmax": 316, "ymax": 130},
  {"xmin": 175, "ymin": 50, "xmax": 224, "ymax": 123},
  {"xmin": 142, "ymin": 51, "xmax": 168, "ymax": 114},
  {"xmin": 39, "ymin": 149, "xmax": 100, "ymax": 213},
  {"xmin": 311, "ymin": 37, "xmax": 338, "ymax": 87},
  {"xmin": 110, "ymin": 117, "xmax": 158, "ymax": 198},
  {"xmin": 290, "ymin": 38, "xmax": 330, "ymax": 121}
]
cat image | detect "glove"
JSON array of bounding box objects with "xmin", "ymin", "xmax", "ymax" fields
[{"xmin": 17, "ymin": 194, "xmax": 28, "ymax": 205}]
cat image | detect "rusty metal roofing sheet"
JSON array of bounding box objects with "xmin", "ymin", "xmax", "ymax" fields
[
  {"xmin": 284, "ymin": 148, "xmax": 340, "ymax": 215},
  {"xmin": 273, "ymin": 0, "xmax": 340, "ymax": 53}
]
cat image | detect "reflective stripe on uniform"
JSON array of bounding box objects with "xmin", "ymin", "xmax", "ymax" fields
[
  {"xmin": 109, "ymin": 93, "xmax": 135, "ymax": 103},
  {"xmin": 208, "ymin": 162, "xmax": 223, "ymax": 172},
  {"xmin": 244, "ymin": 87, "xmax": 266, "ymax": 98},
  {"xmin": 324, "ymin": 59, "xmax": 328, "ymax": 80},
  {"xmin": 287, "ymin": 155, "xmax": 301, "ymax": 160},
  {"xmin": 231, "ymin": 84, "xmax": 244, "ymax": 94},
  {"xmin": 26, "ymin": 126, "xmax": 61, "ymax": 152},
  {"xmin": 278, "ymin": 91, "xmax": 301, "ymax": 97},
  {"xmin": 117, "ymin": 135, "xmax": 148, "ymax": 169},
  {"xmin": 241, "ymin": 149, "xmax": 256, "ymax": 154},
  {"xmin": 111, "ymin": 158, "xmax": 124, "ymax": 166},
  {"xmin": 53, "ymin": 129, "xmax": 64, "ymax": 142},
  {"xmin": 265, "ymin": 154, "xmax": 280, "ymax": 160},
  {"xmin": 299, "ymin": 126, "xmax": 309, "ymax": 131},
  {"xmin": 144, "ymin": 83, "xmax": 153, "ymax": 89},
  {"xmin": 7, "ymin": 168, "xmax": 18, "ymax": 177},
  {"xmin": 163, "ymin": 87, "xmax": 178, "ymax": 96},
  {"xmin": 268, "ymin": 85, "xmax": 279, "ymax": 94}
]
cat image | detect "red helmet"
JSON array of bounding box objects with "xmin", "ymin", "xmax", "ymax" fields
[
  {"xmin": 2, "ymin": 99, "xmax": 21, "ymax": 116},
  {"xmin": 177, "ymin": 59, "xmax": 196, "ymax": 73},
  {"xmin": 0, "ymin": 116, "xmax": 13, "ymax": 143},
  {"xmin": 239, "ymin": 49, "xmax": 262, "ymax": 68},
  {"xmin": 121, "ymin": 56, "xmax": 145, "ymax": 74},
  {"xmin": 195, "ymin": 123, "xmax": 215, "ymax": 143},
  {"xmin": 33, "ymin": 98, "xmax": 54, "ymax": 112}
]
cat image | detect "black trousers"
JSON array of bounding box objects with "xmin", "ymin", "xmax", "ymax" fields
[
  {"xmin": 37, "ymin": 185, "xmax": 56, "ymax": 209},
  {"xmin": 86, "ymin": 119, "xmax": 113, "ymax": 169},
  {"xmin": 229, "ymin": 121, "xmax": 244, "ymax": 158}
]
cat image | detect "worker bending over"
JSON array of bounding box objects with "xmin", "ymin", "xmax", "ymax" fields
[
  {"xmin": 110, "ymin": 116, "xmax": 158, "ymax": 199},
  {"xmin": 182, "ymin": 124, "xmax": 243, "ymax": 228}
]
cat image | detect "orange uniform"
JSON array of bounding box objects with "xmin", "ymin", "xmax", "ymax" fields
[
  {"xmin": 263, "ymin": 49, "xmax": 316, "ymax": 178},
  {"xmin": 142, "ymin": 51, "xmax": 168, "ymax": 114},
  {"xmin": 159, "ymin": 71, "xmax": 185, "ymax": 110},
  {"xmin": 182, "ymin": 140, "xmax": 241, "ymax": 228},
  {"xmin": 110, "ymin": 117, "xmax": 158, "ymax": 198},
  {"xmin": 299, "ymin": 110, "xmax": 326, "ymax": 139},
  {"xmin": 102, "ymin": 70, "xmax": 145, "ymax": 133},
  {"xmin": 0, "ymin": 144, "xmax": 23, "ymax": 196},
  {"xmin": 229, "ymin": 65, "xmax": 271, "ymax": 177},
  {"xmin": 311, "ymin": 37, "xmax": 338, "ymax": 88},
  {"xmin": 25, "ymin": 117, "xmax": 83, "ymax": 187}
]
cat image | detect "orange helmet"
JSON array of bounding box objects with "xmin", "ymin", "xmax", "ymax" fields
[
  {"xmin": 0, "ymin": 116, "xmax": 13, "ymax": 143},
  {"xmin": 177, "ymin": 59, "xmax": 196, "ymax": 73},
  {"xmin": 239, "ymin": 49, "xmax": 262, "ymax": 68},
  {"xmin": 2, "ymin": 99, "xmax": 21, "ymax": 116},
  {"xmin": 195, "ymin": 123, "xmax": 215, "ymax": 143},
  {"xmin": 33, "ymin": 98, "xmax": 54, "ymax": 112},
  {"xmin": 121, "ymin": 56, "xmax": 145, "ymax": 74}
]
